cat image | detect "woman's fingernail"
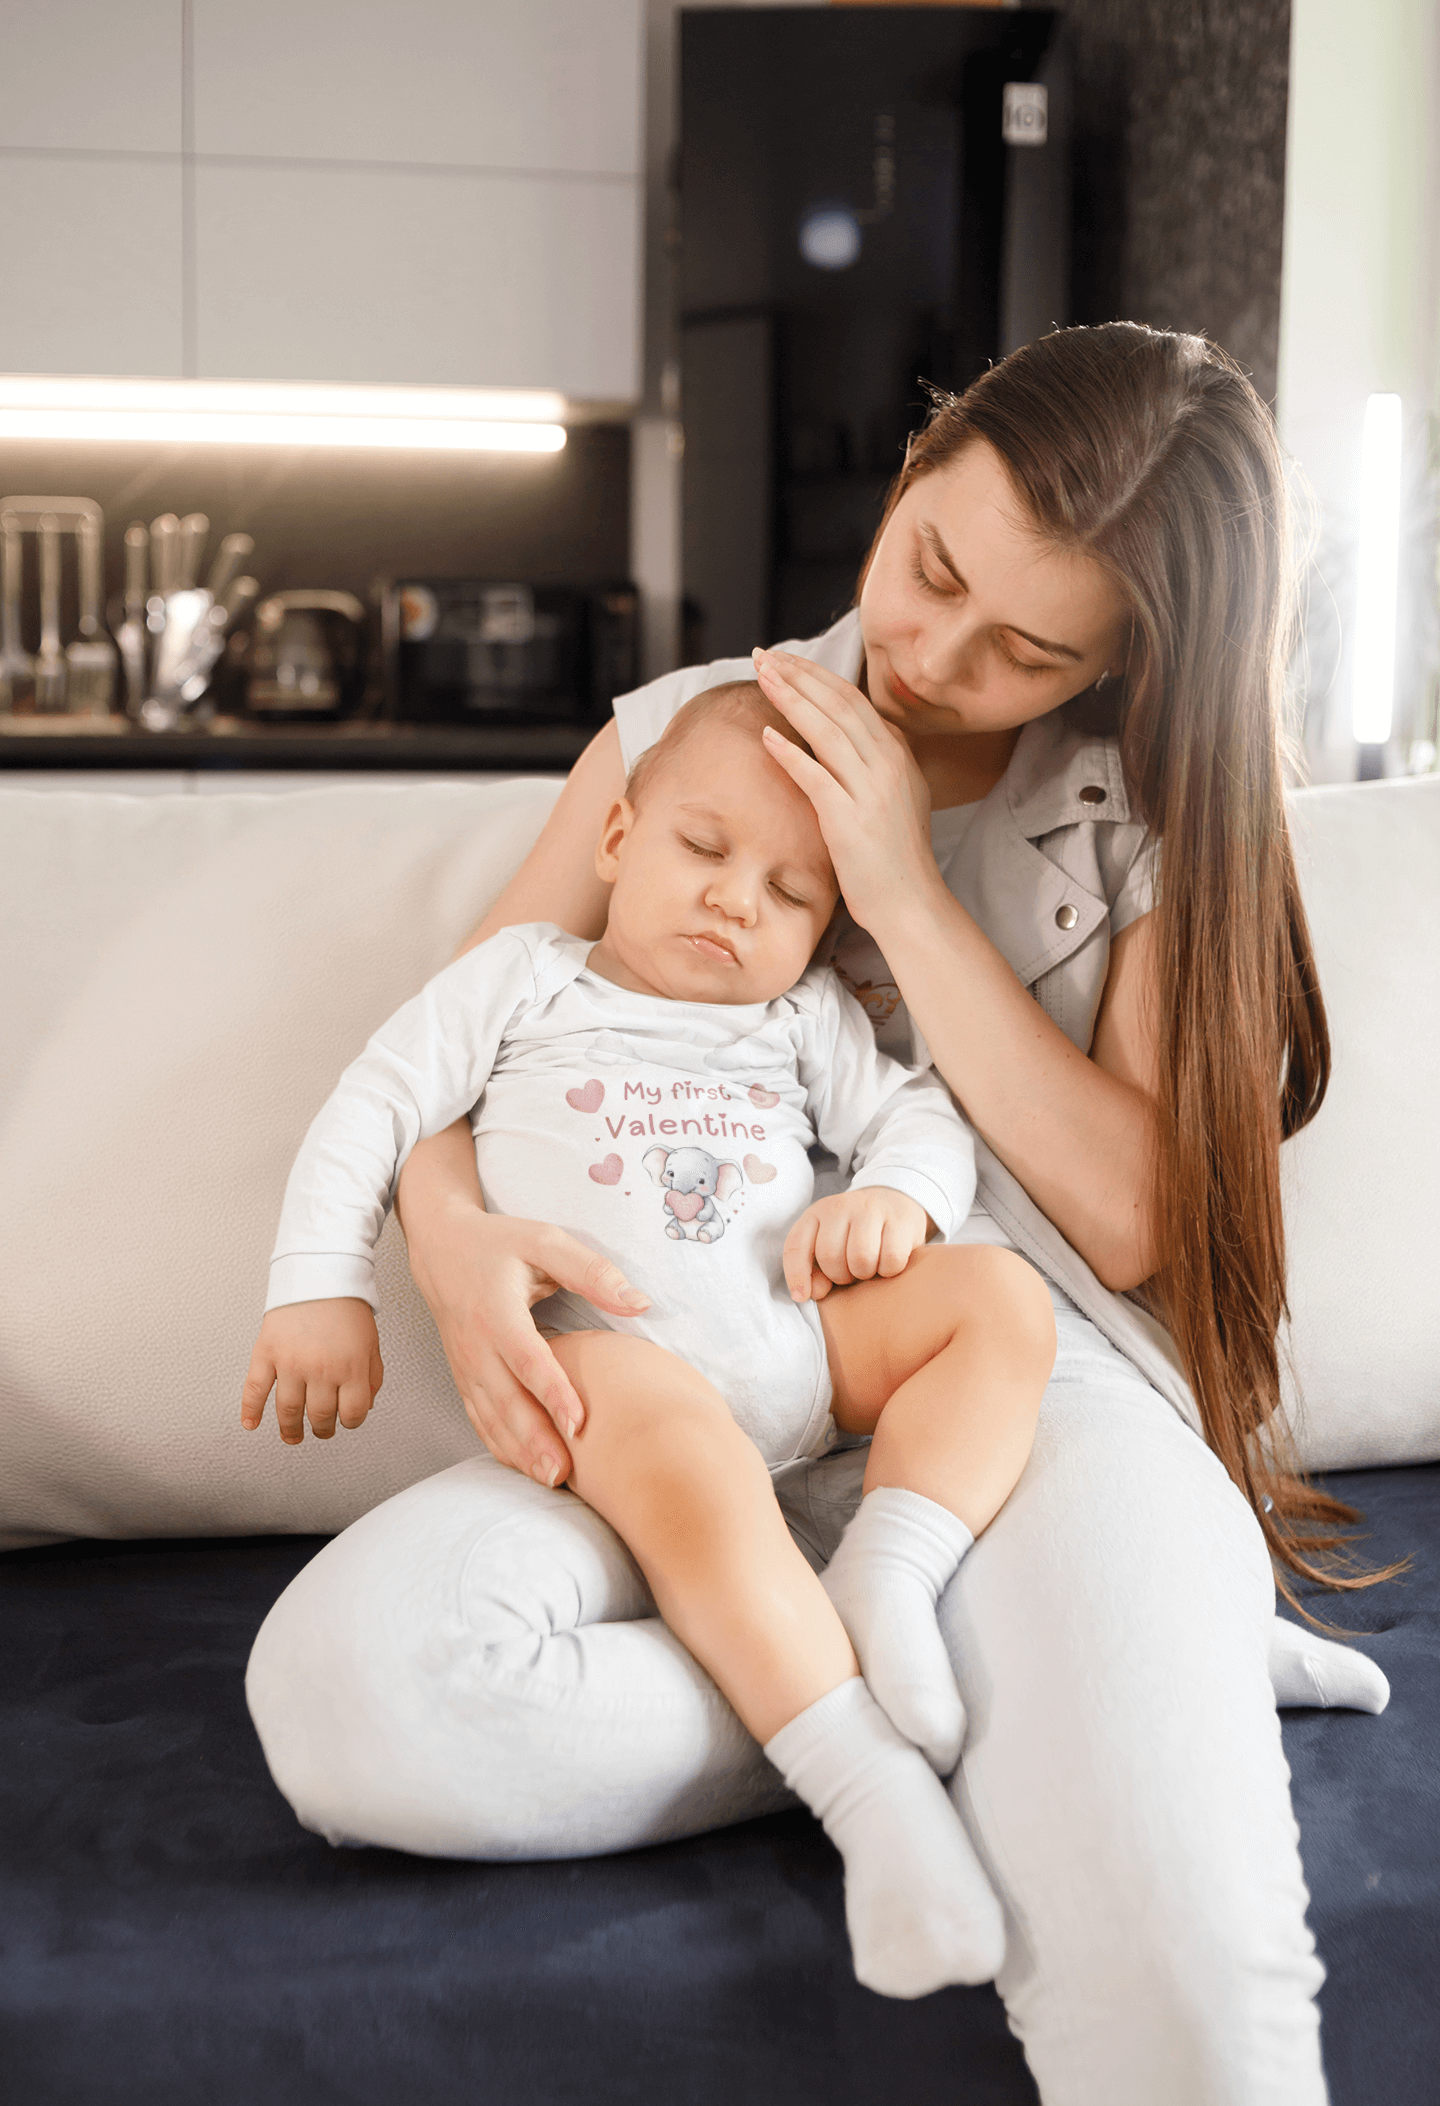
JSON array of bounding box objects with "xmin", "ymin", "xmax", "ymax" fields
[
  {"xmin": 537, "ymin": 1458, "xmax": 561, "ymax": 1488},
  {"xmin": 620, "ymin": 1289, "xmax": 649, "ymax": 1311}
]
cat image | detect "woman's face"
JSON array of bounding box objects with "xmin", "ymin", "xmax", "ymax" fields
[{"xmin": 859, "ymin": 439, "xmax": 1130, "ymax": 741}]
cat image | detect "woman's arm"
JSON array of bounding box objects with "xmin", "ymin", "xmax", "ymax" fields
[
  {"xmin": 393, "ymin": 720, "xmax": 640, "ymax": 1485},
  {"xmin": 879, "ymin": 899, "xmax": 1160, "ymax": 1290},
  {"xmin": 753, "ymin": 651, "xmax": 1161, "ymax": 1292},
  {"xmin": 452, "ymin": 718, "xmax": 625, "ymax": 956}
]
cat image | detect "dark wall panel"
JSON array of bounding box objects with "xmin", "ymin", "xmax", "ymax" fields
[{"xmin": 1066, "ymin": 0, "xmax": 1292, "ymax": 404}]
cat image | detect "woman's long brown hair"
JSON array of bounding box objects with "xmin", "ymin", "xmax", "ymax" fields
[{"xmin": 861, "ymin": 323, "xmax": 1394, "ymax": 1610}]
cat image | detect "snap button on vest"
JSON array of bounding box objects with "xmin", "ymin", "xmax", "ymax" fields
[
  {"xmin": 1078, "ymin": 784, "xmax": 1107, "ymax": 804},
  {"xmin": 1055, "ymin": 903, "xmax": 1079, "ymax": 930}
]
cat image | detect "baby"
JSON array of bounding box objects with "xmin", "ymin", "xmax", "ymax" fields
[{"xmin": 241, "ymin": 682, "xmax": 1056, "ymax": 1999}]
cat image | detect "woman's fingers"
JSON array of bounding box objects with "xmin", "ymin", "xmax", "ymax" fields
[
  {"xmin": 754, "ymin": 648, "xmax": 885, "ymax": 743},
  {"xmin": 532, "ymin": 1225, "xmax": 650, "ymax": 1319},
  {"xmin": 755, "ymin": 668, "xmax": 875, "ymax": 798},
  {"xmin": 460, "ymin": 1346, "xmax": 573, "ymax": 1487},
  {"xmin": 760, "ymin": 724, "xmax": 855, "ymax": 823}
]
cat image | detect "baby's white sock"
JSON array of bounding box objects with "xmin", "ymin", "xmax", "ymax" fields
[
  {"xmin": 764, "ymin": 1677, "xmax": 1004, "ymax": 1998},
  {"xmin": 820, "ymin": 1486, "xmax": 972, "ymax": 1774},
  {"xmin": 1268, "ymin": 1617, "xmax": 1390, "ymax": 1713}
]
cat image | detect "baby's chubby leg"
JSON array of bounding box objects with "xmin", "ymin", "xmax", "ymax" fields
[
  {"xmin": 553, "ymin": 1331, "xmax": 1003, "ymax": 1994},
  {"xmin": 554, "ymin": 1329, "xmax": 853, "ymax": 1743},
  {"xmin": 818, "ymin": 1246, "xmax": 1056, "ymax": 1772}
]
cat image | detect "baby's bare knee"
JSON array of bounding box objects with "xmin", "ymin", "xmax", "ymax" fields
[
  {"xmin": 556, "ymin": 1332, "xmax": 750, "ymax": 1475},
  {"xmin": 928, "ymin": 1245, "xmax": 1056, "ymax": 1368}
]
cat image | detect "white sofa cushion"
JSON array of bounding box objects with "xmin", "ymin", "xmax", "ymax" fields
[
  {"xmin": 1279, "ymin": 775, "xmax": 1440, "ymax": 1468},
  {"xmin": 0, "ymin": 780, "xmax": 559, "ymax": 1549},
  {"xmin": 0, "ymin": 771, "xmax": 1434, "ymax": 1549}
]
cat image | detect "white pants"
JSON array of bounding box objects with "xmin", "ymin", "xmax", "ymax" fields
[{"xmin": 246, "ymin": 1299, "xmax": 1327, "ymax": 2105}]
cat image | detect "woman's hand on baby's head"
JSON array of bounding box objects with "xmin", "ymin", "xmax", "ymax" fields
[
  {"xmin": 782, "ymin": 1188, "xmax": 932, "ymax": 1303},
  {"xmin": 240, "ymin": 1299, "xmax": 384, "ymax": 1444}
]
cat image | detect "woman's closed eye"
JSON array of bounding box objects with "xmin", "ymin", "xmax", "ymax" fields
[
  {"xmin": 909, "ymin": 552, "xmax": 952, "ymax": 600},
  {"xmin": 996, "ymin": 636, "xmax": 1055, "ymax": 677},
  {"xmin": 910, "ymin": 552, "xmax": 1060, "ymax": 677}
]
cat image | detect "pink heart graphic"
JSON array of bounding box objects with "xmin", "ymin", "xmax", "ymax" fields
[
  {"xmin": 566, "ymin": 1079, "xmax": 604, "ymax": 1113},
  {"xmin": 588, "ymin": 1154, "xmax": 623, "ymax": 1185},
  {"xmin": 743, "ymin": 1154, "xmax": 777, "ymax": 1183},
  {"xmin": 748, "ymin": 1084, "xmax": 779, "ymax": 1109},
  {"xmin": 665, "ymin": 1190, "xmax": 705, "ymax": 1222}
]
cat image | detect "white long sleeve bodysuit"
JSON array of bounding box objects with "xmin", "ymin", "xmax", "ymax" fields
[{"xmin": 268, "ymin": 924, "xmax": 977, "ymax": 1466}]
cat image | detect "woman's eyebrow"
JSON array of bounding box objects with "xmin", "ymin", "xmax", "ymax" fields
[{"xmin": 918, "ymin": 522, "xmax": 1083, "ymax": 661}]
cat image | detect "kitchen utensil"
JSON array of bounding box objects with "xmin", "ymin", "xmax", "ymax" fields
[
  {"xmin": 246, "ymin": 590, "xmax": 365, "ymax": 718},
  {"xmin": 204, "ymin": 532, "xmax": 254, "ymax": 604},
  {"xmin": 150, "ymin": 588, "xmax": 213, "ymax": 704},
  {"xmin": 34, "ymin": 515, "xmax": 67, "ymax": 712},
  {"xmin": 0, "ymin": 516, "xmax": 33, "ymax": 714},
  {"xmin": 220, "ymin": 574, "xmax": 260, "ymax": 629},
  {"xmin": 0, "ymin": 495, "xmax": 101, "ymax": 534},
  {"xmin": 144, "ymin": 569, "xmax": 264, "ymax": 714},
  {"xmin": 149, "ymin": 514, "xmax": 179, "ymax": 596},
  {"xmin": 176, "ymin": 513, "xmax": 209, "ymax": 590},
  {"xmin": 64, "ymin": 516, "xmax": 118, "ymax": 715},
  {"xmin": 116, "ymin": 522, "xmax": 148, "ymax": 720}
]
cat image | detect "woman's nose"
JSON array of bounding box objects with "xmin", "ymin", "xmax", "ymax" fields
[{"xmin": 915, "ymin": 608, "xmax": 985, "ymax": 691}]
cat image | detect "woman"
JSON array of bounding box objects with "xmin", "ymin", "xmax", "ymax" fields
[{"xmin": 247, "ymin": 325, "xmax": 1390, "ymax": 2102}]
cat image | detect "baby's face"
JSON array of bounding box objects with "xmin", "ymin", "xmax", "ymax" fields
[{"xmin": 589, "ymin": 720, "xmax": 839, "ymax": 1005}]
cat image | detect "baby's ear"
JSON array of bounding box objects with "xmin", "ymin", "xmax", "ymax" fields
[
  {"xmin": 715, "ymin": 1161, "xmax": 744, "ymax": 1203},
  {"xmin": 642, "ymin": 1145, "xmax": 670, "ymax": 1185},
  {"xmin": 594, "ymin": 797, "xmax": 636, "ymax": 883}
]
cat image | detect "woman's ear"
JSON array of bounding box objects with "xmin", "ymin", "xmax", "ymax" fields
[{"xmin": 594, "ymin": 797, "xmax": 636, "ymax": 884}]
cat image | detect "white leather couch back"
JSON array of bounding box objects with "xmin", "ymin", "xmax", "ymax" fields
[{"xmin": 1, "ymin": 773, "xmax": 1435, "ymax": 1548}]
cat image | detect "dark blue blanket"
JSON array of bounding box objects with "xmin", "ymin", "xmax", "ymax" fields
[{"xmin": 2, "ymin": 1466, "xmax": 1435, "ymax": 2105}]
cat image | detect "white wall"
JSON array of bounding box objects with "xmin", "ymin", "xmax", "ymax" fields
[{"xmin": 1277, "ymin": 0, "xmax": 1440, "ymax": 769}]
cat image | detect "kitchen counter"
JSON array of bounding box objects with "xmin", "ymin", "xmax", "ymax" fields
[{"xmin": 0, "ymin": 716, "xmax": 597, "ymax": 774}]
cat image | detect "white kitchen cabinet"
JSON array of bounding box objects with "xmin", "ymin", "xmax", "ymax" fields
[
  {"xmin": 0, "ymin": 0, "xmax": 181, "ymax": 156},
  {"xmin": 195, "ymin": 160, "xmax": 641, "ymax": 397},
  {"xmin": 191, "ymin": 0, "xmax": 643, "ymax": 177},
  {"xmin": 0, "ymin": 1, "xmax": 643, "ymax": 403},
  {"xmin": 0, "ymin": 152, "xmax": 183, "ymax": 375}
]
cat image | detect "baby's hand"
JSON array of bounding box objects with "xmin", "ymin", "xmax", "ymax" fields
[
  {"xmin": 782, "ymin": 1188, "xmax": 932, "ymax": 1303},
  {"xmin": 240, "ymin": 1299, "xmax": 384, "ymax": 1444}
]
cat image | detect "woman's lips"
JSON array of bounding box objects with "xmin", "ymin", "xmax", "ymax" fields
[
  {"xmin": 686, "ymin": 933, "xmax": 738, "ymax": 964},
  {"xmin": 887, "ymin": 666, "xmax": 927, "ymax": 710}
]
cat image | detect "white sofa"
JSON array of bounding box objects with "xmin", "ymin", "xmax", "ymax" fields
[{"xmin": 1, "ymin": 771, "xmax": 1436, "ymax": 1547}]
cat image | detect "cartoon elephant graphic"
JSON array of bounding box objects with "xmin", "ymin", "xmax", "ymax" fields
[{"xmin": 642, "ymin": 1145, "xmax": 743, "ymax": 1243}]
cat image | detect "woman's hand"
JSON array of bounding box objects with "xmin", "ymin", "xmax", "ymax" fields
[
  {"xmin": 405, "ymin": 1193, "xmax": 650, "ymax": 1487},
  {"xmin": 752, "ymin": 648, "xmax": 939, "ymax": 933}
]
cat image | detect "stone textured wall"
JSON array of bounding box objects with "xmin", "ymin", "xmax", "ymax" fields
[{"xmin": 1065, "ymin": 0, "xmax": 1293, "ymax": 405}]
